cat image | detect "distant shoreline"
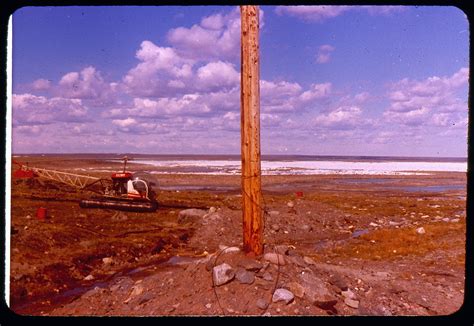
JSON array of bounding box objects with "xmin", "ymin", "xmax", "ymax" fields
[{"xmin": 11, "ymin": 153, "xmax": 468, "ymax": 163}]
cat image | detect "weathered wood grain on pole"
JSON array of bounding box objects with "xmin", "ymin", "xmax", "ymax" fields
[{"xmin": 240, "ymin": 5, "xmax": 263, "ymax": 255}]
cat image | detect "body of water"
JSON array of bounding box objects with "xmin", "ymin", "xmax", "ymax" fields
[{"xmin": 123, "ymin": 155, "xmax": 466, "ymax": 175}]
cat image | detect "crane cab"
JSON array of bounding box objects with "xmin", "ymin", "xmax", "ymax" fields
[{"xmin": 110, "ymin": 172, "xmax": 156, "ymax": 201}]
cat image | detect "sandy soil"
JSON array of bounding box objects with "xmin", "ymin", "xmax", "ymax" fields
[{"xmin": 7, "ymin": 155, "xmax": 468, "ymax": 317}]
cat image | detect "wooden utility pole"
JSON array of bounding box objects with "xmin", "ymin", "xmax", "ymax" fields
[{"xmin": 240, "ymin": 5, "xmax": 263, "ymax": 255}]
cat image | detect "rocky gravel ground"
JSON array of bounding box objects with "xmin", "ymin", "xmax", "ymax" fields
[
  {"xmin": 7, "ymin": 158, "xmax": 467, "ymax": 317},
  {"xmin": 45, "ymin": 191, "xmax": 466, "ymax": 316}
]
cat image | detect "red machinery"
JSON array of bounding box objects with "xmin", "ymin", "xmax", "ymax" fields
[{"xmin": 13, "ymin": 157, "xmax": 158, "ymax": 212}]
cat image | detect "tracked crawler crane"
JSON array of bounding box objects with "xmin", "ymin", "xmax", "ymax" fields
[{"xmin": 13, "ymin": 157, "xmax": 159, "ymax": 212}]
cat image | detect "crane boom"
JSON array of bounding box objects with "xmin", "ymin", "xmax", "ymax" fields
[
  {"xmin": 30, "ymin": 167, "xmax": 100, "ymax": 189},
  {"xmin": 13, "ymin": 160, "xmax": 101, "ymax": 190}
]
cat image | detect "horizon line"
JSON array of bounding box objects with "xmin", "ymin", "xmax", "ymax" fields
[{"xmin": 10, "ymin": 152, "xmax": 468, "ymax": 160}]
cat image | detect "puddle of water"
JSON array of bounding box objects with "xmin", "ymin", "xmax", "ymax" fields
[
  {"xmin": 126, "ymin": 255, "xmax": 202, "ymax": 278},
  {"xmin": 338, "ymin": 178, "xmax": 465, "ymax": 193},
  {"xmin": 396, "ymin": 184, "xmax": 465, "ymax": 193},
  {"xmin": 337, "ymin": 178, "xmax": 394, "ymax": 184},
  {"xmin": 160, "ymin": 185, "xmax": 237, "ymax": 192},
  {"xmin": 162, "ymin": 255, "xmax": 202, "ymax": 266},
  {"xmin": 351, "ymin": 229, "xmax": 370, "ymax": 238}
]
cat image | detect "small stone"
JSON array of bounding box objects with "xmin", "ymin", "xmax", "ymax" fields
[
  {"xmin": 84, "ymin": 274, "xmax": 94, "ymax": 281},
  {"xmin": 102, "ymin": 257, "xmax": 113, "ymax": 265},
  {"xmin": 269, "ymin": 211, "xmax": 280, "ymax": 217},
  {"xmin": 212, "ymin": 263, "xmax": 235, "ymax": 286},
  {"xmin": 450, "ymin": 218, "xmax": 460, "ymax": 223},
  {"xmin": 208, "ymin": 207, "xmax": 217, "ymax": 214},
  {"xmin": 272, "ymin": 288, "xmax": 294, "ymax": 304},
  {"xmin": 256, "ymin": 298, "xmax": 269, "ymax": 310},
  {"xmin": 341, "ymin": 289, "xmax": 356, "ymax": 300},
  {"xmin": 263, "ymin": 253, "xmax": 286, "ymax": 265},
  {"xmin": 369, "ymin": 222, "xmax": 378, "ymax": 227},
  {"xmin": 26, "ymin": 215, "xmax": 32, "ymax": 219},
  {"xmin": 287, "ymin": 201, "xmax": 295, "ymax": 208},
  {"xmin": 262, "ymin": 271, "xmax": 273, "ymax": 281},
  {"xmin": 237, "ymin": 258, "xmax": 263, "ymax": 271},
  {"xmin": 416, "ymin": 227, "xmax": 426, "ymax": 234},
  {"xmin": 178, "ymin": 209, "xmax": 207, "ymax": 224},
  {"xmin": 344, "ymin": 298, "xmax": 360, "ymax": 309},
  {"xmin": 301, "ymin": 224, "xmax": 312, "ymax": 232},
  {"xmin": 442, "ymin": 218, "xmax": 450, "ymax": 222},
  {"xmin": 205, "ymin": 303, "xmax": 212, "ymax": 309},
  {"xmin": 235, "ymin": 268, "xmax": 255, "ymax": 284},
  {"xmin": 285, "ymin": 282, "xmax": 305, "ymax": 298},
  {"xmin": 218, "ymin": 245, "xmax": 240, "ymax": 254},
  {"xmin": 271, "ymin": 224, "xmax": 280, "ymax": 232}
]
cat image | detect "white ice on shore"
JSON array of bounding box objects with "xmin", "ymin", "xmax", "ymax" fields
[{"xmin": 135, "ymin": 159, "xmax": 467, "ymax": 176}]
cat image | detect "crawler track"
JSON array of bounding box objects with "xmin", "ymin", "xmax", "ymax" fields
[{"xmin": 79, "ymin": 197, "xmax": 158, "ymax": 212}]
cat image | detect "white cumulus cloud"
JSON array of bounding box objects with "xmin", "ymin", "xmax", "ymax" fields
[
  {"xmin": 275, "ymin": 5, "xmax": 406, "ymax": 22},
  {"xmin": 31, "ymin": 79, "xmax": 51, "ymax": 91},
  {"xmin": 276, "ymin": 6, "xmax": 350, "ymax": 22},
  {"xmin": 12, "ymin": 93, "xmax": 89, "ymax": 126},
  {"xmin": 57, "ymin": 66, "xmax": 115, "ymax": 102},
  {"xmin": 167, "ymin": 8, "xmax": 242, "ymax": 61},
  {"xmin": 313, "ymin": 106, "xmax": 364, "ymax": 129},
  {"xmin": 196, "ymin": 61, "xmax": 240, "ymax": 90},
  {"xmin": 384, "ymin": 67, "xmax": 469, "ymax": 126}
]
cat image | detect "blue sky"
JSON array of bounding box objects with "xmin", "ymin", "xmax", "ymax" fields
[{"xmin": 10, "ymin": 5, "xmax": 469, "ymax": 156}]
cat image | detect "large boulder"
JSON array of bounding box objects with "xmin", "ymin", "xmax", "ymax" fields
[
  {"xmin": 212, "ymin": 263, "xmax": 235, "ymax": 286},
  {"xmin": 299, "ymin": 272, "xmax": 336, "ymax": 305},
  {"xmin": 263, "ymin": 253, "xmax": 286, "ymax": 265},
  {"xmin": 272, "ymin": 288, "xmax": 294, "ymax": 304}
]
